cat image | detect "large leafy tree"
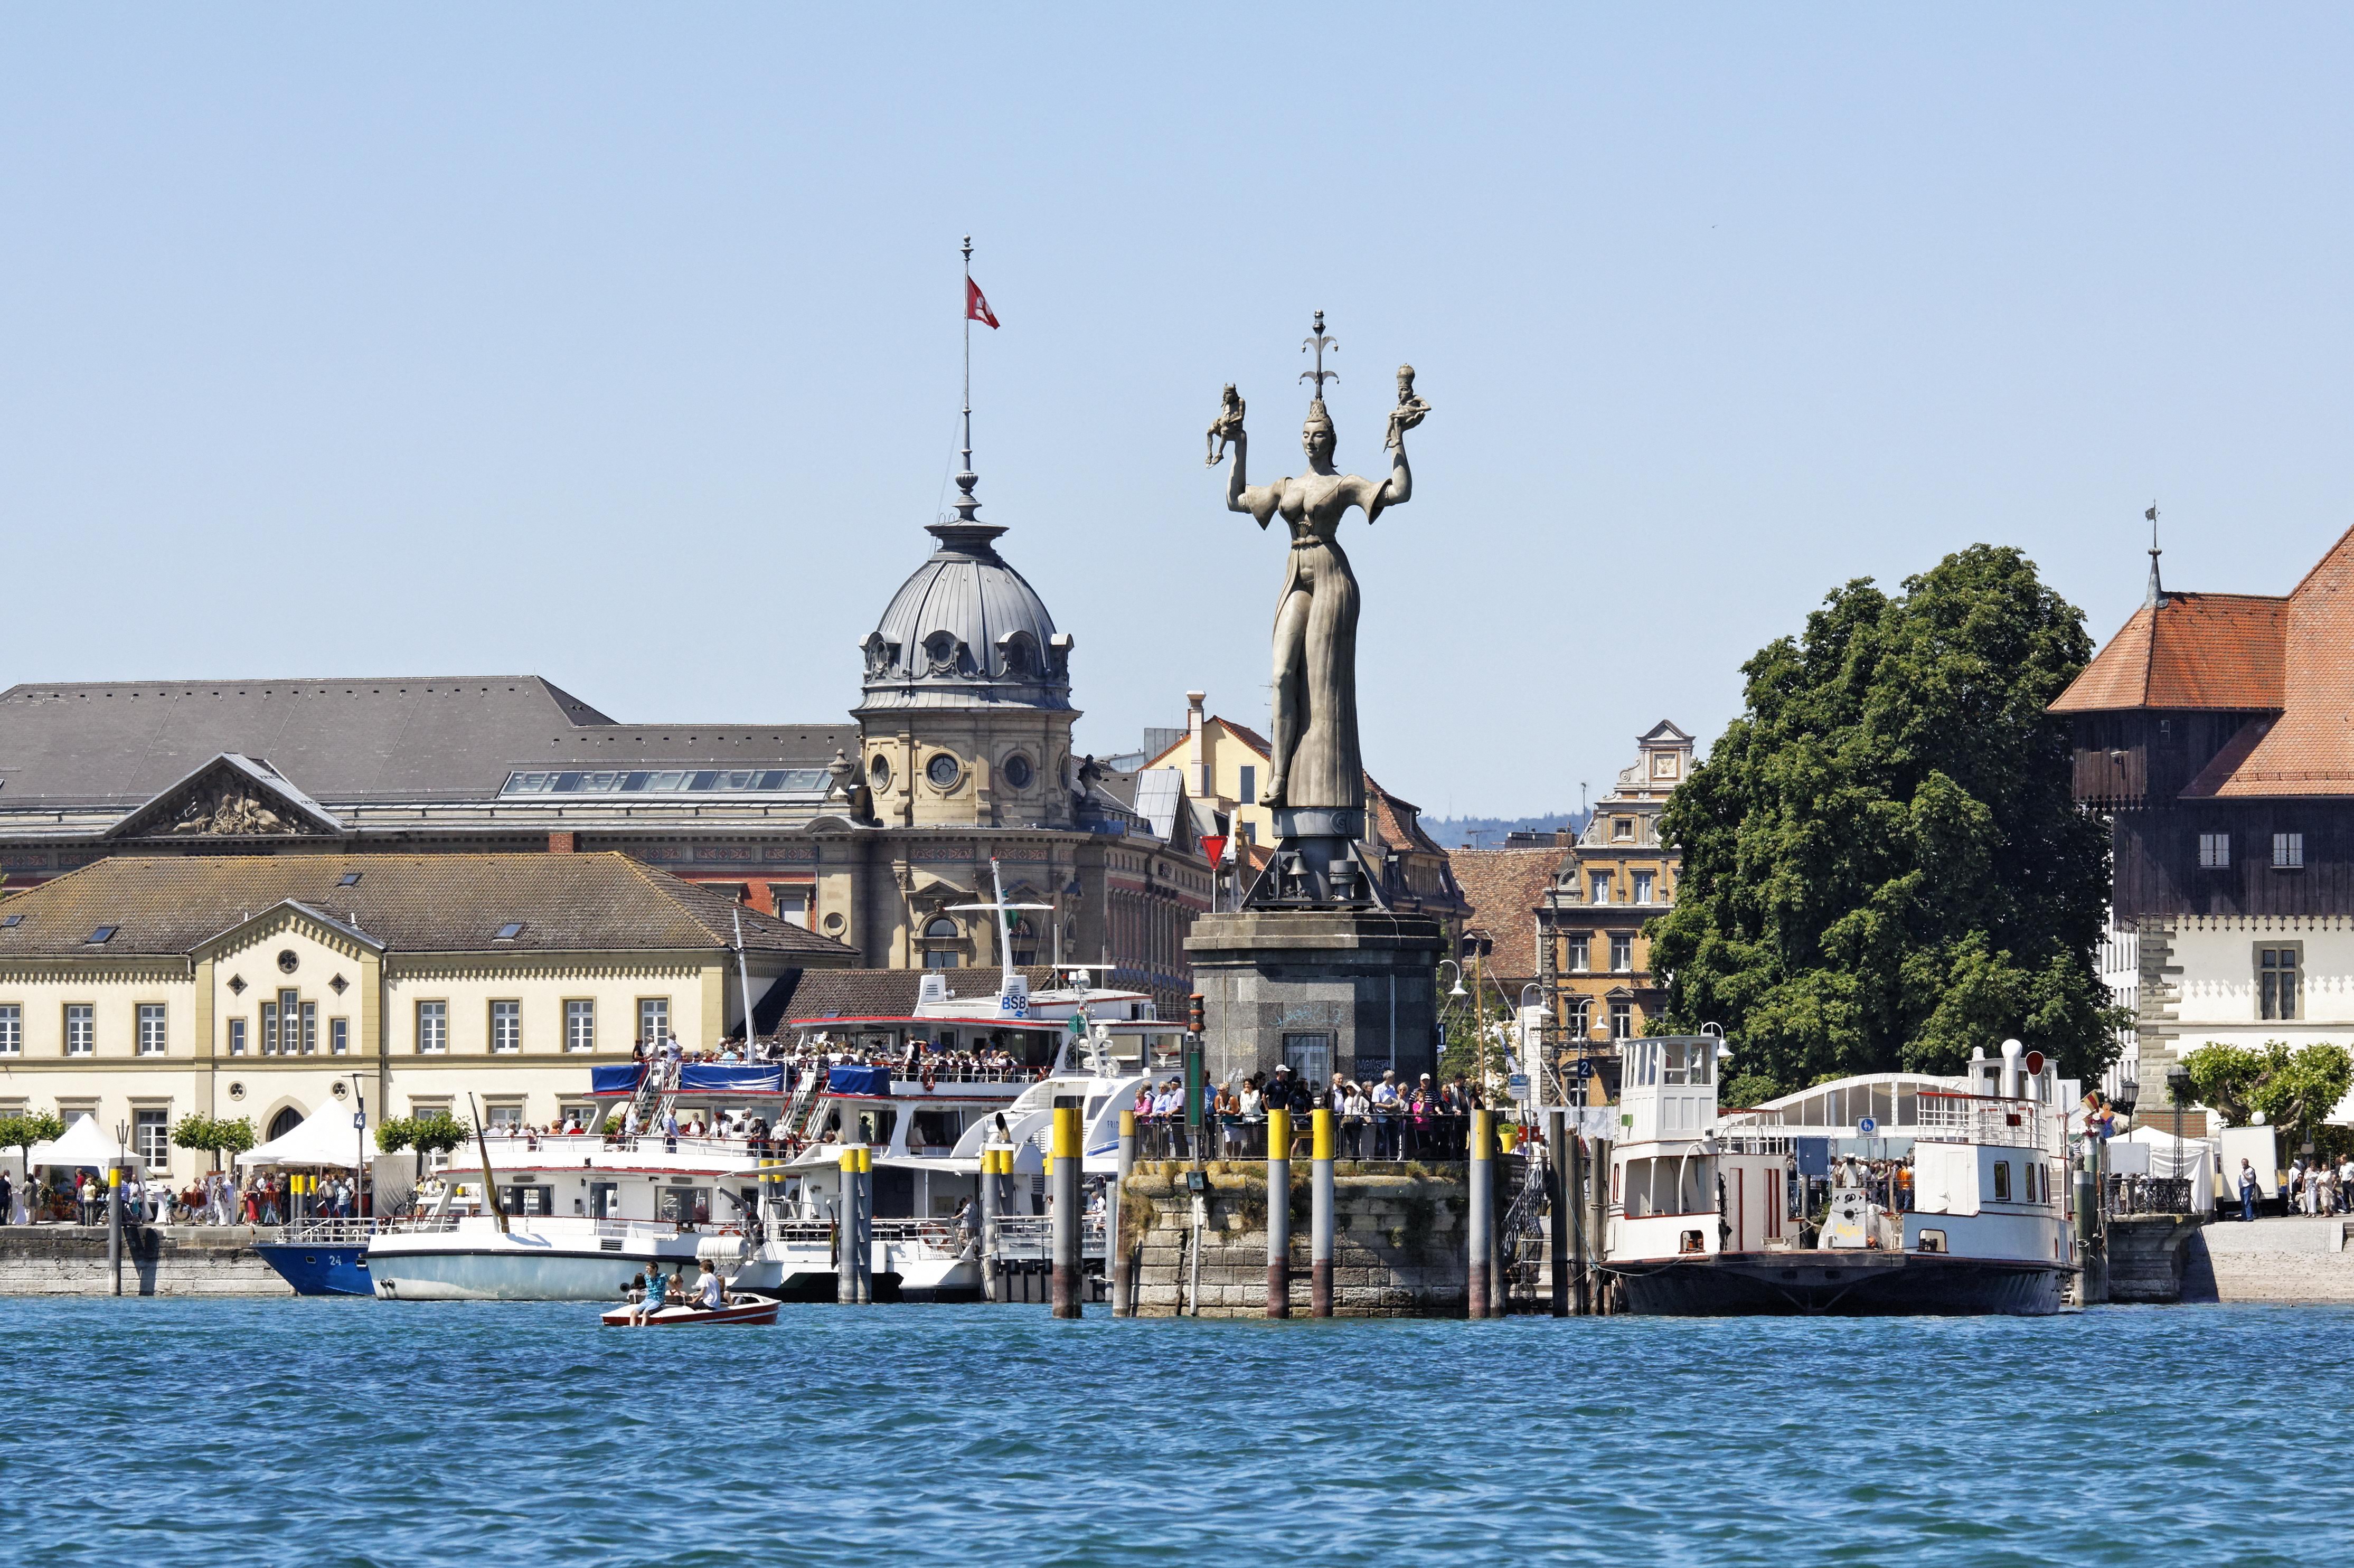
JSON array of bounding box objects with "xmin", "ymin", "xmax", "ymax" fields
[{"xmin": 1653, "ymin": 544, "xmax": 2120, "ymax": 1098}]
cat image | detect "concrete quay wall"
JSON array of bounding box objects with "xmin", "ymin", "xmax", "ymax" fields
[
  {"xmin": 2182, "ymin": 1217, "xmax": 2354, "ymax": 1305},
  {"xmin": 0, "ymin": 1226, "xmax": 292, "ymax": 1297},
  {"xmin": 1119, "ymin": 1159, "xmax": 1469, "ymax": 1318}
]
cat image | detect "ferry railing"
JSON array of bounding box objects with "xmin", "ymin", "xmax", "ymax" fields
[
  {"xmin": 993, "ymin": 1214, "xmax": 1106, "ymax": 1260},
  {"xmin": 1915, "ymin": 1091, "xmax": 2056, "ymax": 1152},
  {"xmin": 275, "ymin": 1217, "xmax": 378, "ymax": 1244}
]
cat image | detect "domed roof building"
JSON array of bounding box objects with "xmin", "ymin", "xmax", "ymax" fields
[
  {"xmin": 853, "ymin": 466, "xmax": 1082, "ymax": 833},
  {"xmin": 855, "ymin": 519, "xmax": 1073, "ymax": 715}
]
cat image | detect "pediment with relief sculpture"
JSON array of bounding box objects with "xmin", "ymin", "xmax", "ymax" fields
[{"xmin": 104, "ymin": 753, "xmax": 348, "ymax": 840}]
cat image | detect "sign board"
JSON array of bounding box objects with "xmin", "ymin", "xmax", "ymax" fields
[
  {"xmin": 1574, "ymin": 1059, "xmax": 1595, "ymax": 1082},
  {"xmin": 1858, "ymin": 1116, "xmax": 1878, "ymax": 1135},
  {"xmin": 1506, "ymin": 1073, "xmax": 1531, "ymax": 1102},
  {"xmin": 352, "ymin": 1113, "xmax": 365, "ymax": 1130}
]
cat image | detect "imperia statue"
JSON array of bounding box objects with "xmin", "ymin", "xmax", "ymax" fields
[{"xmin": 1218, "ymin": 312, "xmax": 1420, "ymax": 824}]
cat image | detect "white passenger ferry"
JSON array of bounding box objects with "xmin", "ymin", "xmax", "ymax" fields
[
  {"xmin": 729, "ymin": 966, "xmax": 1185, "ymax": 1300},
  {"xmin": 1602, "ymin": 1038, "xmax": 2076, "ymax": 1315},
  {"xmin": 369, "ymin": 968, "xmax": 1180, "ymax": 1302}
]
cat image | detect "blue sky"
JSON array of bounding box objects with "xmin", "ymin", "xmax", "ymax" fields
[{"xmin": 4, "ymin": 8, "xmax": 2351, "ymax": 817}]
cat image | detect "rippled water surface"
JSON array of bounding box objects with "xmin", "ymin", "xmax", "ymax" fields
[{"xmin": 2, "ymin": 1298, "xmax": 2347, "ymax": 1566}]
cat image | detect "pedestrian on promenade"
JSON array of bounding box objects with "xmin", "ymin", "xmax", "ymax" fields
[{"xmin": 1371, "ymin": 1071, "xmax": 1402, "ymax": 1159}]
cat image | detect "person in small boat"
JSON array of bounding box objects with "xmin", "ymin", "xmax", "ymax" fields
[
  {"xmin": 694, "ymin": 1261, "xmax": 726, "ymax": 1311},
  {"xmin": 628, "ymin": 1267, "xmax": 666, "ymax": 1325}
]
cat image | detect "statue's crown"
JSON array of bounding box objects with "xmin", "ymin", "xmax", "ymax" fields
[{"xmin": 1303, "ymin": 398, "xmax": 1334, "ymax": 432}]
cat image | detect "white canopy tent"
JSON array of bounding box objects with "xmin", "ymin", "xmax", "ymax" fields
[
  {"xmin": 25, "ymin": 1113, "xmax": 119, "ymax": 1171},
  {"xmin": 2120, "ymin": 1126, "xmax": 2216, "ymax": 1212},
  {"xmin": 237, "ymin": 1104, "xmax": 370, "ymax": 1170}
]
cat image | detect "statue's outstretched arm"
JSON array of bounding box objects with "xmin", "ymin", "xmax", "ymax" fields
[
  {"xmin": 1225, "ymin": 431, "xmax": 1279, "ymax": 528},
  {"xmin": 1365, "ymin": 437, "xmax": 1412, "ymax": 525}
]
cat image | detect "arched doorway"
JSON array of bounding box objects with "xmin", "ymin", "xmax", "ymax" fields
[{"xmin": 267, "ymin": 1106, "xmax": 304, "ymax": 1141}]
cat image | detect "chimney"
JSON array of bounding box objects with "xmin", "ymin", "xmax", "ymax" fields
[
  {"xmin": 1186, "ymin": 691, "xmax": 1208, "ymax": 799},
  {"xmin": 548, "ymin": 832, "xmax": 578, "ymax": 854}
]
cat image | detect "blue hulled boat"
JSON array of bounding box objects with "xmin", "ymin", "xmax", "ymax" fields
[{"xmin": 255, "ymin": 1219, "xmax": 378, "ymax": 1296}]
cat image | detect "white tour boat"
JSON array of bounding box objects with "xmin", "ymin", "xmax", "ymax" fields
[{"xmin": 1602, "ymin": 1038, "xmax": 2076, "ymax": 1315}]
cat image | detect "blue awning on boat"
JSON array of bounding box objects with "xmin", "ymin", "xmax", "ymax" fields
[
  {"xmin": 589, "ymin": 1064, "xmax": 647, "ymax": 1097},
  {"xmin": 827, "ymin": 1064, "xmax": 892, "ymax": 1097},
  {"xmin": 678, "ymin": 1062, "xmax": 784, "ymax": 1094}
]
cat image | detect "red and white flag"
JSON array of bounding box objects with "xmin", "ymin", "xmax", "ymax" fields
[{"xmin": 966, "ymin": 277, "xmax": 1000, "ymax": 329}]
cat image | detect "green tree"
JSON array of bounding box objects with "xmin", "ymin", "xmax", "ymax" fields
[
  {"xmin": 2180, "ymin": 1043, "xmax": 2268, "ymax": 1128},
  {"xmin": 409, "ymin": 1114, "xmax": 467, "ymax": 1157},
  {"xmin": 374, "ymin": 1116, "xmax": 416, "ymax": 1155},
  {"xmin": 1651, "ymin": 545, "xmax": 2122, "ymax": 1099},
  {"xmin": 0, "ymin": 1110, "xmax": 65, "ymax": 1211}
]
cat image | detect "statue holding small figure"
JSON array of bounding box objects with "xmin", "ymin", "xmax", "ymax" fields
[
  {"xmin": 1204, "ymin": 384, "xmax": 1246, "ymax": 467},
  {"xmin": 1216, "ymin": 314, "xmax": 1420, "ymax": 818},
  {"xmin": 1384, "ymin": 364, "xmax": 1431, "ymax": 451}
]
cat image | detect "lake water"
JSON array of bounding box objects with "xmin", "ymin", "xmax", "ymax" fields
[{"xmin": 2, "ymin": 1298, "xmax": 2344, "ymax": 1566}]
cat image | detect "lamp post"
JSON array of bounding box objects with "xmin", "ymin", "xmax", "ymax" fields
[
  {"xmin": 2167, "ymin": 1065, "xmax": 2193, "ymax": 1208},
  {"xmin": 351, "ymin": 1072, "xmax": 369, "ymax": 1222}
]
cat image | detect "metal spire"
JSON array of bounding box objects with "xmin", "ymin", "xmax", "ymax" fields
[
  {"xmin": 2145, "ymin": 500, "xmax": 2166, "ymax": 609},
  {"xmin": 1300, "ymin": 309, "xmax": 1339, "ymax": 401},
  {"xmin": 954, "ymin": 236, "xmax": 983, "ymax": 526}
]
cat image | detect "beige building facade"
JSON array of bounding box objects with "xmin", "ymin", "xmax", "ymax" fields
[{"xmin": 0, "ymin": 853, "xmax": 854, "ymax": 1187}]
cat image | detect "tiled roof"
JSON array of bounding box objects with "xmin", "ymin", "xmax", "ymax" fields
[
  {"xmin": 778, "ymin": 966, "xmax": 1067, "ymax": 1022},
  {"xmin": 2050, "ymin": 593, "xmax": 2287, "ymax": 712},
  {"xmin": 0, "ymin": 674, "xmax": 855, "ymax": 807},
  {"xmin": 1451, "ymin": 848, "xmax": 1565, "ymax": 985},
  {"xmin": 0, "ymin": 852, "xmax": 860, "ymax": 959},
  {"xmin": 2058, "ymin": 524, "xmax": 2354, "ymax": 796},
  {"xmin": 1366, "ymin": 773, "xmax": 1444, "ymax": 856}
]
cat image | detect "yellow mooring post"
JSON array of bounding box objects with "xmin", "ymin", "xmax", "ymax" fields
[
  {"xmin": 1112, "ymin": 1109, "xmax": 1137, "ymax": 1317},
  {"xmin": 1467, "ymin": 1108, "xmax": 1494, "ymax": 1319},
  {"xmin": 1050, "ymin": 1098, "xmax": 1083, "ymax": 1318},
  {"xmin": 1311, "ymin": 1106, "xmax": 1335, "ymax": 1317},
  {"xmin": 978, "ymin": 1145, "xmax": 1003, "ymax": 1303},
  {"xmin": 836, "ymin": 1147, "xmax": 859, "ymax": 1305},
  {"xmin": 1266, "ymin": 1107, "xmax": 1292, "ymax": 1318}
]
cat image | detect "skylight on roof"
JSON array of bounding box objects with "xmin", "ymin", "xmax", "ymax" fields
[
  {"xmin": 500, "ymin": 767, "xmax": 828, "ymax": 798},
  {"xmin": 1, "ymin": 914, "xmax": 20, "ymax": 928},
  {"xmin": 494, "ymin": 922, "xmax": 525, "ymax": 941},
  {"xmin": 338, "ymin": 872, "xmax": 362, "ymax": 886},
  {"xmin": 87, "ymin": 925, "xmax": 118, "ymax": 944}
]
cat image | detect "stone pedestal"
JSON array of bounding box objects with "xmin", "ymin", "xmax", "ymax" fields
[{"xmin": 1184, "ymin": 910, "xmax": 1443, "ymax": 1087}]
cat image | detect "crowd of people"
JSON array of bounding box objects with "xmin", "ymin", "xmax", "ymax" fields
[
  {"xmin": 627, "ymin": 1033, "xmax": 1050, "ymax": 1096},
  {"xmin": 0, "ymin": 1167, "xmax": 361, "ymax": 1226},
  {"xmin": 1130, "ymin": 1064, "xmax": 1494, "ymax": 1161},
  {"xmin": 2283, "ymin": 1154, "xmax": 2354, "ymax": 1216}
]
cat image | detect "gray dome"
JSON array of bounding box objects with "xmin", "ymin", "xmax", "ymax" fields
[{"xmin": 856, "ymin": 522, "xmax": 1074, "ymax": 712}]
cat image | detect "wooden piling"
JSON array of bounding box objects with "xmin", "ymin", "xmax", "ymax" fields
[
  {"xmin": 1266, "ymin": 1107, "xmax": 1291, "ymax": 1318},
  {"xmin": 1112, "ymin": 1110, "xmax": 1137, "ymax": 1317},
  {"xmin": 1050, "ymin": 1097, "xmax": 1082, "ymax": 1318},
  {"xmin": 836, "ymin": 1147, "xmax": 858, "ymax": 1305},
  {"xmin": 1467, "ymin": 1108, "xmax": 1493, "ymax": 1318},
  {"xmin": 1311, "ymin": 1107, "xmax": 1334, "ymax": 1317},
  {"xmin": 1548, "ymin": 1108, "xmax": 1571, "ymax": 1317}
]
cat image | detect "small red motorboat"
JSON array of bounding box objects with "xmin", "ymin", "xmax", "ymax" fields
[{"xmin": 600, "ymin": 1294, "xmax": 779, "ymax": 1327}]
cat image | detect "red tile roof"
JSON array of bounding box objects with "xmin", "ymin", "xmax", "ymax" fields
[
  {"xmin": 1451, "ymin": 848, "xmax": 1564, "ymax": 986},
  {"xmin": 2050, "ymin": 593, "xmax": 2286, "ymax": 712},
  {"xmin": 2058, "ymin": 524, "xmax": 2354, "ymax": 797}
]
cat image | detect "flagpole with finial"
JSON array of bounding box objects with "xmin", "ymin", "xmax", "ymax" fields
[{"xmin": 962, "ymin": 237, "xmax": 973, "ymax": 477}]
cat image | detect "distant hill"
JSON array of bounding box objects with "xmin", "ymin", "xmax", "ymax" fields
[{"xmin": 1424, "ymin": 811, "xmax": 1585, "ymax": 852}]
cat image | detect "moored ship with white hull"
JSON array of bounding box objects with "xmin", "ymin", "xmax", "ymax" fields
[{"xmin": 1603, "ymin": 1038, "xmax": 2076, "ymax": 1316}]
